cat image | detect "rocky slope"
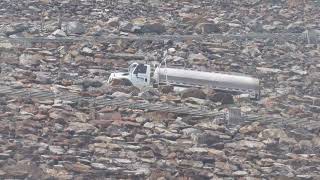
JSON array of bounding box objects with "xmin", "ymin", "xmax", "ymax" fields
[{"xmin": 0, "ymin": 0, "xmax": 320, "ymax": 179}]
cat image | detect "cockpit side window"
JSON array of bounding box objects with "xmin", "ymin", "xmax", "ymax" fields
[{"xmin": 133, "ymin": 64, "xmax": 147, "ymax": 74}]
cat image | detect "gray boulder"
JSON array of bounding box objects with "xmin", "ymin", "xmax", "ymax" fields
[
  {"xmin": 19, "ymin": 54, "xmax": 42, "ymax": 66},
  {"xmin": 195, "ymin": 23, "xmax": 221, "ymax": 34},
  {"xmin": 140, "ymin": 22, "xmax": 166, "ymax": 34},
  {"xmin": 208, "ymin": 92, "xmax": 234, "ymax": 104},
  {"xmin": 181, "ymin": 88, "xmax": 207, "ymax": 99},
  {"xmin": 62, "ymin": 21, "xmax": 86, "ymax": 35},
  {"xmin": 286, "ymin": 21, "xmax": 305, "ymax": 33},
  {"xmin": 3, "ymin": 23, "xmax": 29, "ymax": 36}
]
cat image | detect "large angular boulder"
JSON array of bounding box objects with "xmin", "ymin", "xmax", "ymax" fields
[
  {"xmin": 138, "ymin": 89, "xmax": 160, "ymax": 100},
  {"xmin": 109, "ymin": 78, "xmax": 133, "ymax": 86},
  {"xmin": 3, "ymin": 23, "xmax": 29, "ymax": 36},
  {"xmin": 0, "ymin": 40, "xmax": 13, "ymax": 49},
  {"xmin": 107, "ymin": 17, "xmax": 120, "ymax": 27},
  {"xmin": 19, "ymin": 53, "xmax": 42, "ymax": 66},
  {"xmin": 140, "ymin": 22, "xmax": 166, "ymax": 34},
  {"xmin": 66, "ymin": 122, "xmax": 97, "ymax": 134},
  {"xmin": 75, "ymin": 79, "xmax": 103, "ymax": 90},
  {"xmin": 192, "ymin": 131, "xmax": 226, "ymax": 146},
  {"xmin": 208, "ymin": 92, "xmax": 234, "ymax": 104},
  {"xmin": 62, "ymin": 21, "xmax": 86, "ymax": 35},
  {"xmin": 158, "ymin": 85, "xmax": 174, "ymax": 94},
  {"xmin": 286, "ymin": 21, "xmax": 305, "ymax": 33},
  {"xmin": 49, "ymin": 145, "xmax": 65, "ymax": 155},
  {"xmin": 225, "ymin": 140, "xmax": 265, "ymax": 150},
  {"xmin": 51, "ymin": 29, "xmax": 67, "ymax": 37},
  {"xmin": 195, "ymin": 23, "xmax": 221, "ymax": 34},
  {"xmin": 242, "ymin": 0, "xmax": 262, "ymax": 6},
  {"xmin": 180, "ymin": 88, "xmax": 206, "ymax": 99},
  {"xmin": 80, "ymin": 47, "xmax": 94, "ymax": 56},
  {"xmin": 258, "ymin": 128, "xmax": 288, "ymax": 140},
  {"xmin": 0, "ymin": 51, "xmax": 19, "ymax": 64},
  {"xmin": 188, "ymin": 53, "xmax": 208, "ymax": 65},
  {"xmin": 35, "ymin": 72, "xmax": 52, "ymax": 84},
  {"xmin": 64, "ymin": 162, "xmax": 91, "ymax": 173},
  {"xmin": 312, "ymin": 136, "xmax": 320, "ymax": 147}
]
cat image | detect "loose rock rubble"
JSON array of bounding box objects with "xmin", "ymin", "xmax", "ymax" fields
[{"xmin": 0, "ymin": 0, "xmax": 320, "ymax": 179}]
